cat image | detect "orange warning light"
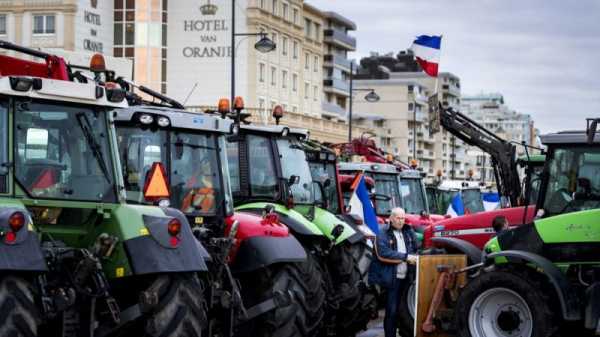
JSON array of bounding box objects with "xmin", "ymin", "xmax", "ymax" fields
[{"xmin": 143, "ymin": 162, "xmax": 170, "ymax": 201}]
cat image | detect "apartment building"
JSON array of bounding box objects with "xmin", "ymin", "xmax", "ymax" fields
[{"xmin": 321, "ymin": 11, "xmax": 356, "ymax": 122}]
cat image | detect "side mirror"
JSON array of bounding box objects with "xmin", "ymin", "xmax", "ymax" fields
[{"xmin": 288, "ymin": 175, "xmax": 300, "ymax": 186}]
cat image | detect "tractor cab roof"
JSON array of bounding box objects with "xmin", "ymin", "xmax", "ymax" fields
[
  {"xmin": 437, "ymin": 179, "xmax": 483, "ymax": 191},
  {"xmin": 541, "ymin": 130, "xmax": 600, "ymax": 145},
  {"xmin": 239, "ymin": 124, "xmax": 309, "ymax": 139},
  {"xmin": 0, "ymin": 76, "xmax": 128, "ymax": 108},
  {"xmin": 113, "ymin": 106, "xmax": 232, "ymax": 134},
  {"xmin": 338, "ymin": 161, "xmax": 398, "ymax": 175}
]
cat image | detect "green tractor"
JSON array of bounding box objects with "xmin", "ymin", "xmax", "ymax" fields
[
  {"xmin": 0, "ymin": 44, "xmax": 207, "ymax": 336},
  {"xmin": 227, "ymin": 123, "xmax": 372, "ymax": 336},
  {"xmin": 454, "ymin": 119, "xmax": 600, "ymax": 337},
  {"xmin": 111, "ymin": 100, "xmax": 308, "ymax": 337}
]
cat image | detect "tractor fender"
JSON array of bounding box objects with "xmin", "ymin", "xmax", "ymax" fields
[
  {"xmin": 486, "ymin": 250, "xmax": 581, "ymax": 321},
  {"xmin": 431, "ymin": 237, "xmax": 482, "ymax": 264},
  {"xmin": 123, "ymin": 208, "xmax": 208, "ymax": 275},
  {"xmin": 229, "ymin": 235, "xmax": 307, "ymax": 274},
  {"xmin": 336, "ymin": 213, "xmax": 367, "ymax": 244},
  {"xmin": 585, "ymin": 282, "xmax": 600, "ymax": 330},
  {"xmin": 241, "ymin": 208, "xmax": 318, "ymax": 237},
  {"xmin": 0, "ymin": 207, "xmax": 46, "ymax": 272}
]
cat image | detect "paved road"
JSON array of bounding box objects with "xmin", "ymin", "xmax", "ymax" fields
[{"xmin": 357, "ymin": 311, "xmax": 384, "ymax": 337}]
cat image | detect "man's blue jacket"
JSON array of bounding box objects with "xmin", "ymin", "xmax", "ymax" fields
[{"xmin": 368, "ymin": 223, "xmax": 418, "ymax": 289}]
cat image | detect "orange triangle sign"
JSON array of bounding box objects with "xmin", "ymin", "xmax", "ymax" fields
[{"xmin": 144, "ymin": 162, "xmax": 170, "ymax": 200}]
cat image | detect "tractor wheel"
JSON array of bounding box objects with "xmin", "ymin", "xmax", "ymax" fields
[
  {"xmin": 140, "ymin": 273, "xmax": 207, "ymax": 337},
  {"xmin": 0, "ymin": 276, "xmax": 40, "ymax": 337},
  {"xmin": 328, "ymin": 242, "xmax": 378, "ymax": 336},
  {"xmin": 238, "ymin": 252, "xmax": 326, "ymax": 337},
  {"xmin": 396, "ymin": 279, "xmax": 416, "ymax": 337},
  {"xmin": 455, "ymin": 269, "xmax": 557, "ymax": 337}
]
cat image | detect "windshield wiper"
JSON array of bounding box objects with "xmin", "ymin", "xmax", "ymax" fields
[
  {"xmin": 174, "ymin": 141, "xmax": 215, "ymax": 151},
  {"xmin": 76, "ymin": 113, "xmax": 111, "ymax": 184}
]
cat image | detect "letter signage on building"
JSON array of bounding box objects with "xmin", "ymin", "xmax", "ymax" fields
[
  {"xmin": 75, "ymin": 0, "xmax": 113, "ymax": 54},
  {"xmin": 167, "ymin": 0, "xmax": 248, "ymax": 106}
]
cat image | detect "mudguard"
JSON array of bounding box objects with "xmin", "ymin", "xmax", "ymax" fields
[
  {"xmin": 124, "ymin": 209, "xmax": 208, "ymax": 274},
  {"xmin": 236, "ymin": 203, "xmax": 325, "ymax": 237},
  {"xmin": 295, "ymin": 205, "xmax": 358, "ymax": 244},
  {"xmin": 0, "ymin": 207, "xmax": 46, "ymax": 272},
  {"xmin": 486, "ymin": 250, "xmax": 581, "ymax": 321},
  {"xmin": 431, "ymin": 237, "xmax": 483, "ymax": 264},
  {"xmin": 230, "ymin": 235, "xmax": 306, "ymax": 273}
]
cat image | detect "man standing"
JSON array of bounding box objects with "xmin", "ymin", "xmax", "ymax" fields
[{"xmin": 369, "ymin": 207, "xmax": 418, "ymax": 337}]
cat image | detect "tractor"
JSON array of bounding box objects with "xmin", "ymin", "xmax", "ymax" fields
[
  {"xmin": 422, "ymin": 119, "xmax": 600, "ymax": 337},
  {"xmin": 227, "ymin": 119, "xmax": 379, "ymax": 336},
  {"xmin": 110, "ymin": 95, "xmax": 309, "ymax": 337},
  {"xmin": 0, "ymin": 41, "xmax": 208, "ymax": 336}
]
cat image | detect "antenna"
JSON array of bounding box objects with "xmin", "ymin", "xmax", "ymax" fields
[{"xmin": 183, "ymin": 83, "xmax": 199, "ymax": 106}]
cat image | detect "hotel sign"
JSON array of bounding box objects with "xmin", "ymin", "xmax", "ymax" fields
[{"xmin": 75, "ymin": 0, "xmax": 113, "ymax": 54}]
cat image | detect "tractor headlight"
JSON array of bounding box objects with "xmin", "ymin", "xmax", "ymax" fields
[{"xmin": 139, "ymin": 114, "xmax": 154, "ymax": 125}]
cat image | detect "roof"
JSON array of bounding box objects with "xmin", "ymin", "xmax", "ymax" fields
[
  {"xmin": 0, "ymin": 76, "xmax": 128, "ymax": 108},
  {"xmin": 113, "ymin": 106, "xmax": 232, "ymax": 134},
  {"xmin": 541, "ymin": 130, "xmax": 600, "ymax": 145},
  {"xmin": 338, "ymin": 161, "xmax": 398, "ymax": 174},
  {"xmin": 240, "ymin": 124, "xmax": 309, "ymax": 138}
]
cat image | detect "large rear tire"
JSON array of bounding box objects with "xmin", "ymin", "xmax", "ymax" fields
[
  {"xmin": 140, "ymin": 274, "xmax": 207, "ymax": 337},
  {"xmin": 328, "ymin": 242, "xmax": 378, "ymax": 336},
  {"xmin": 0, "ymin": 276, "xmax": 40, "ymax": 337},
  {"xmin": 238, "ymin": 252, "xmax": 326, "ymax": 337},
  {"xmin": 455, "ymin": 269, "xmax": 557, "ymax": 337}
]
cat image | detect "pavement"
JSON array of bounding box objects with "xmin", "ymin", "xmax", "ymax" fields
[{"xmin": 357, "ymin": 310, "xmax": 385, "ymax": 337}]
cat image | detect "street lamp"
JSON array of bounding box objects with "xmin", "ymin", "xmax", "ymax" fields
[
  {"xmin": 231, "ymin": 0, "xmax": 276, "ymax": 108},
  {"xmin": 348, "ymin": 61, "xmax": 380, "ymax": 142}
]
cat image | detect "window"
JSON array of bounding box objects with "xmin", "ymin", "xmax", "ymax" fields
[
  {"xmin": 292, "ymin": 106, "xmax": 298, "ymax": 113},
  {"xmin": 293, "ymin": 40, "xmax": 298, "ymax": 59},
  {"xmin": 292, "ymin": 73, "xmax": 298, "ymax": 91},
  {"xmin": 0, "ymin": 15, "xmax": 6, "ymax": 35},
  {"xmin": 314, "ymin": 23, "xmax": 320, "ymax": 41},
  {"xmin": 0, "ymin": 101, "xmax": 7, "ymax": 192},
  {"xmin": 271, "ymin": 66, "xmax": 277, "ymax": 86},
  {"xmin": 282, "ymin": 36, "xmax": 288, "ymax": 55},
  {"xmin": 271, "ymin": 32, "xmax": 278, "ymax": 46},
  {"xmin": 282, "ymin": 70, "xmax": 288, "ymax": 88},
  {"xmin": 313, "ymin": 85, "xmax": 318, "ymax": 101},
  {"xmin": 304, "ymin": 18, "xmax": 311, "ymax": 37},
  {"xmin": 292, "ymin": 8, "xmax": 298, "ymax": 25},
  {"xmin": 313, "ymin": 55, "xmax": 319, "ymax": 72},
  {"xmin": 260, "ymin": 0, "xmax": 265, "ymax": 9},
  {"xmin": 33, "ymin": 14, "xmax": 55, "ymax": 34},
  {"xmin": 282, "ymin": 2, "xmax": 289, "ymax": 20},
  {"xmin": 259, "ymin": 63, "xmax": 265, "ymax": 83},
  {"xmin": 305, "ymin": 52, "xmax": 310, "ymax": 69},
  {"xmin": 272, "ymin": 0, "xmax": 278, "ymax": 15},
  {"xmin": 408, "ymin": 103, "xmax": 414, "ymax": 111},
  {"xmin": 258, "ymin": 98, "xmax": 266, "ymax": 111},
  {"xmin": 304, "ymin": 82, "xmax": 309, "ymax": 99}
]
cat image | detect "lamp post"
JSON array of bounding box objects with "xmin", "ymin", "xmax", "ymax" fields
[
  {"xmin": 230, "ymin": 0, "xmax": 276, "ymax": 105},
  {"xmin": 348, "ymin": 61, "xmax": 380, "ymax": 142}
]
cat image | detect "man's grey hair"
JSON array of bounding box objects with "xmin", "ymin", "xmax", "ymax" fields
[{"xmin": 390, "ymin": 207, "xmax": 405, "ymax": 217}]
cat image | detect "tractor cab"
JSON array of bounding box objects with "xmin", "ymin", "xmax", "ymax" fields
[{"xmin": 435, "ymin": 179, "xmax": 486, "ymax": 216}]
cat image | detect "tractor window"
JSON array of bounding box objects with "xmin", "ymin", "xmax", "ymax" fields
[
  {"xmin": 0, "ymin": 102, "xmax": 7, "ymax": 193},
  {"xmin": 400, "ymin": 178, "xmax": 427, "ymax": 214},
  {"xmin": 462, "ymin": 188, "xmax": 484, "ymax": 213},
  {"xmin": 372, "ymin": 173, "xmax": 400, "ymax": 216},
  {"xmin": 226, "ymin": 140, "xmax": 241, "ymax": 193},
  {"xmin": 542, "ymin": 146, "xmax": 600, "ymax": 216},
  {"xmin": 308, "ymin": 161, "xmax": 340, "ymax": 213},
  {"xmin": 14, "ymin": 101, "xmax": 116, "ymax": 202},
  {"xmin": 248, "ymin": 135, "xmax": 277, "ymax": 198},
  {"xmin": 277, "ymin": 138, "xmax": 315, "ymax": 204}
]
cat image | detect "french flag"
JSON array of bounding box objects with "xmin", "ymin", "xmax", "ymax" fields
[
  {"xmin": 446, "ymin": 192, "xmax": 465, "ymax": 217},
  {"xmin": 347, "ymin": 173, "xmax": 379, "ymax": 236},
  {"xmin": 410, "ymin": 35, "xmax": 442, "ymax": 77}
]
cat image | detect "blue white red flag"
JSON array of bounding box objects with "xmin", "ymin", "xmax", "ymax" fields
[
  {"xmin": 482, "ymin": 192, "xmax": 501, "ymax": 211},
  {"xmin": 410, "ymin": 35, "xmax": 442, "ymax": 77},
  {"xmin": 347, "ymin": 173, "xmax": 379, "ymax": 236},
  {"xmin": 446, "ymin": 192, "xmax": 465, "ymax": 217}
]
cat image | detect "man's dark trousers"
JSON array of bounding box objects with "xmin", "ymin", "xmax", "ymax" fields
[{"xmin": 384, "ymin": 276, "xmax": 407, "ymax": 337}]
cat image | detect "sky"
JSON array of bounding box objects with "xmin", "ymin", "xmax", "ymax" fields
[{"xmin": 307, "ymin": 0, "xmax": 600, "ymax": 134}]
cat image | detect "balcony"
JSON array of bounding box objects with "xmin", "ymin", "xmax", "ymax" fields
[
  {"xmin": 324, "ymin": 54, "xmax": 352, "ymax": 71},
  {"xmin": 322, "ymin": 101, "xmax": 347, "ymax": 118},
  {"xmin": 323, "ymin": 29, "xmax": 356, "ymax": 50},
  {"xmin": 323, "ymin": 78, "xmax": 350, "ymax": 95},
  {"xmin": 441, "ymin": 83, "xmax": 461, "ymax": 97},
  {"xmin": 410, "ymin": 91, "xmax": 429, "ymax": 104}
]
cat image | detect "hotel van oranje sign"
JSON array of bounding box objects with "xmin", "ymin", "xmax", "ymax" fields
[
  {"xmin": 82, "ymin": 0, "xmax": 103, "ymax": 53},
  {"xmin": 181, "ymin": 0, "xmax": 232, "ymax": 58}
]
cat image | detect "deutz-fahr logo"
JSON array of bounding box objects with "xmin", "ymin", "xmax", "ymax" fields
[
  {"xmin": 91, "ymin": 0, "xmax": 97, "ymax": 9},
  {"xmin": 200, "ymin": 0, "xmax": 218, "ymax": 15}
]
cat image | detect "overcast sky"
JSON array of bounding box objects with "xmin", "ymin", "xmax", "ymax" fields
[{"xmin": 307, "ymin": 0, "xmax": 600, "ymax": 133}]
